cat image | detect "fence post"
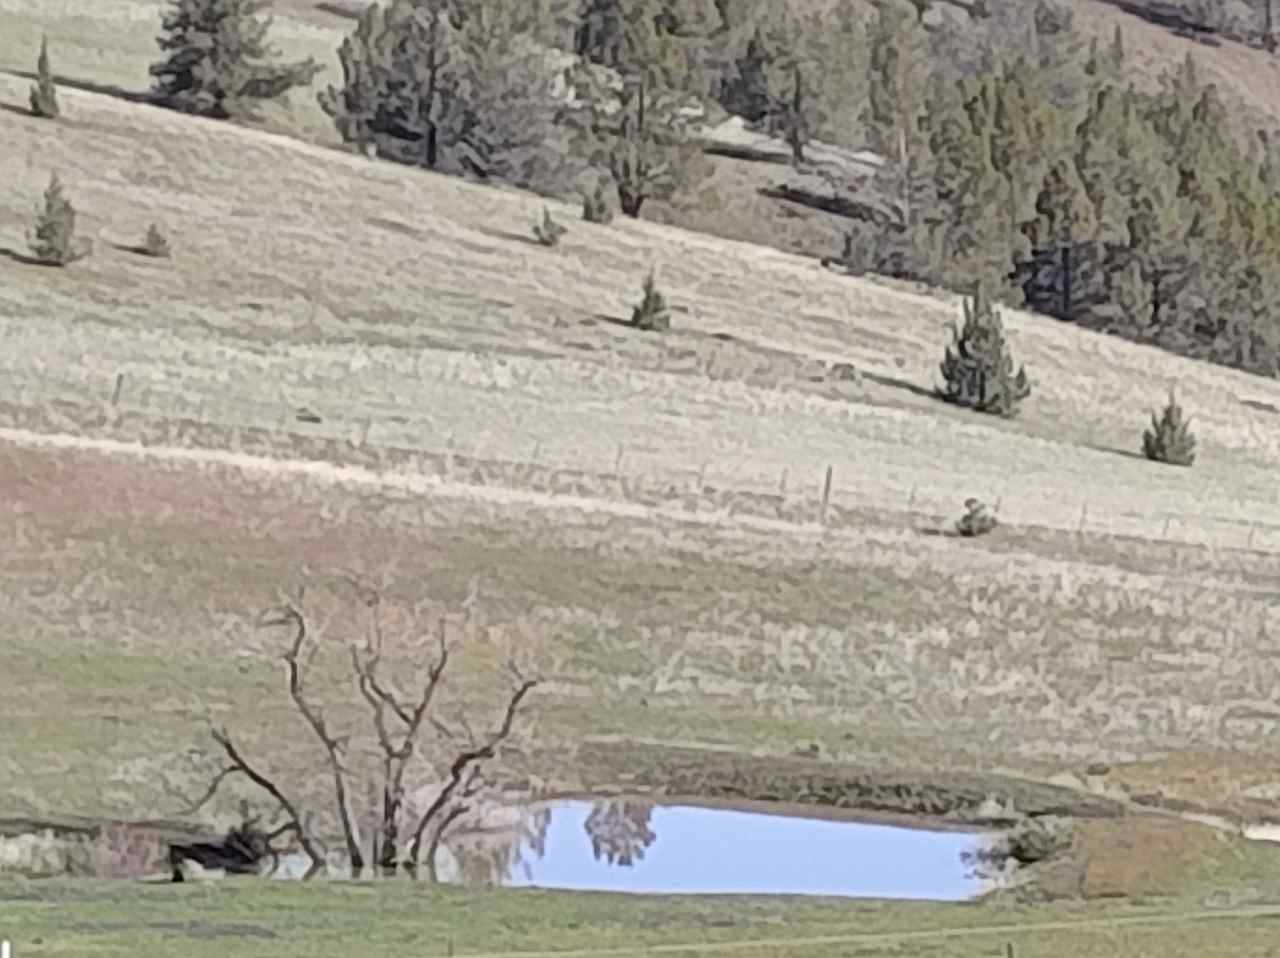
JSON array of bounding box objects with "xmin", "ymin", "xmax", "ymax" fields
[
  {"xmin": 1077, "ymin": 502, "xmax": 1088, "ymax": 534},
  {"xmin": 110, "ymin": 372, "xmax": 124, "ymax": 406},
  {"xmin": 820, "ymin": 465, "xmax": 834, "ymax": 524},
  {"xmin": 615, "ymin": 442, "xmax": 625, "ymax": 474}
]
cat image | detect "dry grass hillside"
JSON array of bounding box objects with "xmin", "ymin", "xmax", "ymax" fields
[
  {"xmin": 5, "ymin": 63, "xmax": 1280, "ymax": 843},
  {"xmin": 9, "ymin": 0, "xmax": 1280, "ymax": 266}
]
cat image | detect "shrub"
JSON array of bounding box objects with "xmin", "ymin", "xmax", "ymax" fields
[
  {"xmin": 1142, "ymin": 387, "xmax": 1197, "ymax": 466},
  {"xmin": 630, "ymin": 270, "xmax": 671, "ymax": 331},
  {"xmin": 956, "ymin": 497, "xmax": 997, "ymax": 537},
  {"xmin": 582, "ymin": 178, "xmax": 615, "ymax": 225},
  {"xmin": 142, "ymin": 222, "xmax": 172, "ymax": 258},
  {"xmin": 937, "ymin": 284, "xmax": 1031, "ymax": 417},
  {"xmin": 29, "ymin": 173, "xmax": 91, "ymax": 266},
  {"xmin": 532, "ymin": 207, "xmax": 567, "ymax": 247},
  {"xmin": 30, "ymin": 35, "xmax": 60, "ymax": 119}
]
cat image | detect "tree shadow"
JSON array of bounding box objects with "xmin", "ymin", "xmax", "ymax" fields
[
  {"xmin": 1241, "ymin": 397, "xmax": 1280, "ymax": 415},
  {"xmin": 1084, "ymin": 442, "xmax": 1150, "ymax": 464},
  {"xmin": 109, "ymin": 241, "xmax": 163, "ymax": 258},
  {"xmin": 861, "ymin": 369, "xmax": 938, "ymax": 402},
  {"xmin": 0, "ymin": 68, "xmax": 155, "ymax": 106},
  {"xmin": 0, "ymin": 247, "xmax": 58, "ymax": 267},
  {"xmin": 0, "ymin": 101, "xmax": 36, "ymax": 119},
  {"xmin": 580, "ymin": 312, "xmax": 633, "ymax": 331},
  {"xmin": 477, "ymin": 226, "xmax": 557, "ymax": 250}
]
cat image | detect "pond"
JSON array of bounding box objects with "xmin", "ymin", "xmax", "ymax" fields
[{"xmin": 275, "ymin": 797, "xmax": 998, "ymax": 901}]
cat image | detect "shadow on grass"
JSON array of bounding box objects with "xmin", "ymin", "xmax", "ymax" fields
[
  {"xmin": 109, "ymin": 241, "xmax": 165, "ymax": 259},
  {"xmin": 479, "ymin": 226, "xmax": 559, "ymax": 250},
  {"xmin": 0, "ymin": 101, "xmax": 37, "ymax": 119},
  {"xmin": 0, "ymin": 247, "xmax": 57, "ymax": 267},
  {"xmin": 1085, "ymin": 442, "xmax": 1151, "ymax": 464},
  {"xmin": 0, "ymin": 68, "xmax": 155, "ymax": 105},
  {"xmin": 862, "ymin": 370, "xmax": 939, "ymax": 402}
]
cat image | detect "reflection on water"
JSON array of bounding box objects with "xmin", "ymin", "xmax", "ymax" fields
[
  {"xmin": 503, "ymin": 799, "xmax": 991, "ymax": 900},
  {"xmin": 273, "ymin": 797, "xmax": 994, "ymax": 900},
  {"xmin": 584, "ymin": 799, "xmax": 657, "ymax": 867}
]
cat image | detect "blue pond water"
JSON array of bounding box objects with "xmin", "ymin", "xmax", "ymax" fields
[{"xmin": 496, "ymin": 799, "xmax": 991, "ymax": 900}]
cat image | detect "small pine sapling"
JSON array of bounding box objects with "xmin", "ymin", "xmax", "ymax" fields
[
  {"xmin": 937, "ymin": 284, "xmax": 1031, "ymax": 417},
  {"xmin": 582, "ymin": 179, "xmax": 614, "ymax": 225},
  {"xmin": 532, "ymin": 207, "xmax": 567, "ymax": 247},
  {"xmin": 1142, "ymin": 387, "xmax": 1197, "ymax": 466},
  {"xmin": 143, "ymin": 223, "xmax": 172, "ymax": 258},
  {"xmin": 30, "ymin": 35, "xmax": 60, "ymax": 119},
  {"xmin": 630, "ymin": 270, "xmax": 671, "ymax": 331},
  {"xmin": 956, "ymin": 497, "xmax": 997, "ymax": 537},
  {"xmin": 28, "ymin": 173, "xmax": 91, "ymax": 266}
]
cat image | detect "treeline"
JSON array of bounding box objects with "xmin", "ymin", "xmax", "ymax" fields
[{"xmin": 135, "ymin": 0, "xmax": 1280, "ymax": 379}]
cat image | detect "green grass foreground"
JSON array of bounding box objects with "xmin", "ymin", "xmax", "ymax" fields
[{"xmin": 5, "ymin": 879, "xmax": 1280, "ymax": 958}]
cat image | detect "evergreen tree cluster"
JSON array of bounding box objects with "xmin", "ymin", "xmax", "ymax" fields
[{"xmin": 126, "ymin": 0, "xmax": 1280, "ymax": 382}]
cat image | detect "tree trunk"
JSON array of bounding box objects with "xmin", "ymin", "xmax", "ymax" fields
[{"xmin": 789, "ymin": 65, "xmax": 805, "ymax": 164}]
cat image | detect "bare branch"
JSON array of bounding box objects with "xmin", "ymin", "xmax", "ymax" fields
[
  {"xmin": 261, "ymin": 604, "xmax": 365, "ymax": 873},
  {"xmin": 407, "ymin": 677, "xmax": 538, "ymax": 866},
  {"xmin": 210, "ymin": 726, "xmax": 325, "ymax": 874},
  {"xmin": 164, "ymin": 764, "xmax": 242, "ymax": 817}
]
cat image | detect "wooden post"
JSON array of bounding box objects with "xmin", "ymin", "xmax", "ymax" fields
[
  {"xmin": 1163, "ymin": 515, "xmax": 1172, "ymax": 538},
  {"xmin": 1078, "ymin": 502, "xmax": 1088, "ymax": 534},
  {"xmin": 110, "ymin": 372, "xmax": 124, "ymax": 406},
  {"xmin": 820, "ymin": 465, "xmax": 834, "ymax": 524},
  {"xmin": 615, "ymin": 442, "xmax": 625, "ymax": 474}
]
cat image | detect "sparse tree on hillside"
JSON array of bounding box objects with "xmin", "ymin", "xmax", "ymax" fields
[
  {"xmin": 937, "ymin": 283, "xmax": 1030, "ymax": 416},
  {"xmin": 28, "ymin": 173, "xmax": 91, "ymax": 266},
  {"xmin": 630, "ymin": 269, "xmax": 671, "ymax": 330},
  {"xmin": 30, "ymin": 35, "xmax": 60, "ymax": 119},
  {"xmin": 150, "ymin": 0, "xmax": 321, "ymax": 119},
  {"xmin": 143, "ymin": 222, "xmax": 172, "ymax": 258},
  {"xmin": 1142, "ymin": 387, "xmax": 1196, "ymax": 466}
]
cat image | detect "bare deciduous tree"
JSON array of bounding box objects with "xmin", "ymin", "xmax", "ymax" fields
[{"xmin": 177, "ymin": 577, "xmax": 541, "ymax": 879}]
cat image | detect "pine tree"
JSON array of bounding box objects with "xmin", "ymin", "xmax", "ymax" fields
[
  {"xmin": 749, "ymin": 9, "xmax": 828, "ymax": 163},
  {"xmin": 867, "ymin": 0, "xmax": 929, "ymax": 167},
  {"xmin": 150, "ymin": 0, "xmax": 321, "ymax": 119},
  {"xmin": 937, "ymin": 283, "xmax": 1031, "ymax": 417},
  {"xmin": 1020, "ymin": 157, "xmax": 1097, "ymax": 317},
  {"xmin": 28, "ymin": 173, "xmax": 91, "ymax": 266},
  {"xmin": 30, "ymin": 35, "xmax": 60, "ymax": 119},
  {"xmin": 1142, "ymin": 387, "xmax": 1196, "ymax": 466},
  {"xmin": 143, "ymin": 222, "xmax": 172, "ymax": 258},
  {"xmin": 566, "ymin": 0, "xmax": 713, "ymax": 218},
  {"xmin": 630, "ymin": 270, "xmax": 671, "ymax": 330}
]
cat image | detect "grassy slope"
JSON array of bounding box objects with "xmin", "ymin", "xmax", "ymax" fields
[
  {"xmin": 4, "ymin": 73, "xmax": 1280, "ymax": 815},
  {"xmin": 4, "ymin": 2, "xmax": 1280, "ymax": 950}
]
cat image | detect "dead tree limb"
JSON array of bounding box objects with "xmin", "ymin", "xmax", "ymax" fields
[
  {"xmin": 260, "ymin": 604, "xmax": 365, "ymax": 874},
  {"xmin": 210, "ymin": 726, "xmax": 325, "ymax": 876},
  {"xmin": 163, "ymin": 764, "xmax": 241, "ymax": 817},
  {"xmin": 352, "ymin": 609, "xmax": 452, "ymax": 872},
  {"xmin": 406, "ymin": 672, "xmax": 539, "ymax": 867}
]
